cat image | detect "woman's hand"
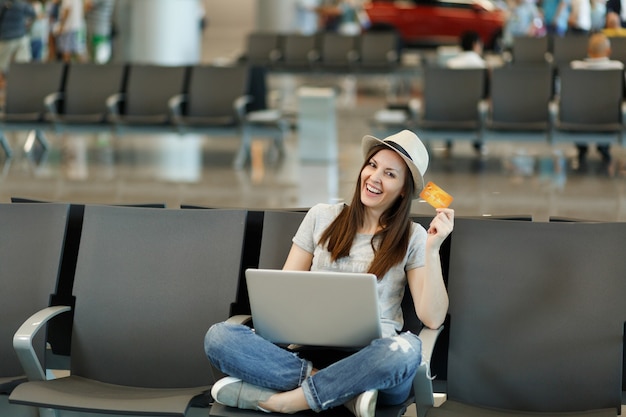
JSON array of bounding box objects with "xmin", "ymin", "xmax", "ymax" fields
[{"xmin": 426, "ymin": 208, "xmax": 454, "ymax": 249}]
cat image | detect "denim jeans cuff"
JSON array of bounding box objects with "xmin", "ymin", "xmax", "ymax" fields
[
  {"xmin": 301, "ymin": 376, "xmax": 323, "ymax": 412},
  {"xmin": 300, "ymin": 360, "xmax": 313, "ymax": 385}
]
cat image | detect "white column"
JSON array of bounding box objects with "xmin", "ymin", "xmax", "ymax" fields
[
  {"xmin": 256, "ymin": 0, "xmax": 298, "ymax": 32},
  {"xmin": 113, "ymin": 0, "xmax": 202, "ymax": 65}
]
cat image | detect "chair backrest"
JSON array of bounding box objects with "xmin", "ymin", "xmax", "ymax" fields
[
  {"xmin": 512, "ymin": 36, "xmax": 550, "ymax": 64},
  {"xmin": 558, "ymin": 67, "xmax": 623, "ymax": 127},
  {"xmin": 124, "ymin": 64, "xmax": 189, "ymax": 120},
  {"xmin": 319, "ymin": 32, "xmax": 358, "ymax": 70},
  {"xmin": 446, "ymin": 218, "xmax": 626, "ymax": 412},
  {"xmin": 281, "ymin": 34, "xmax": 319, "ymax": 69},
  {"xmin": 421, "ymin": 67, "xmax": 486, "ymax": 124},
  {"xmin": 551, "ymin": 34, "xmax": 589, "ymax": 67},
  {"xmin": 246, "ymin": 32, "xmax": 283, "ymax": 66},
  {"xmin": 359, "ymin": 31, "xmax": 400, "ymax": 69},
  {"xmin": 0, "ymin": 203, "xmax": 68, "ymax": 391},
  {"xmin": 69, "ymin": 205, "xmax": 248, "ymax": 388},
  {"xmin": 186, "ymin": 65, "xmax": 249, "ymax": 120},
  {"xmin": 4, "ymin": 62, "xmax": 66, "ymax": 118},
  {"xmin": 489, "ymin": 64, "xmax": 553, "ymax": 126},
  {"xmin": 63, "ymin": 63, "xmax": 126, "ymax": 119},
  {"xmin": 257, "ymin": 210, "xmax": 307, "ymax": 269},
  {"xmin": 607, "ymin": 36, "xmax": 626, "ymax": 64}
]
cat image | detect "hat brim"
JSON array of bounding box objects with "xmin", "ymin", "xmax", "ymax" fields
[{"xmin": 362, "ymin": 135, "xmax": 425, "ymax": 198}]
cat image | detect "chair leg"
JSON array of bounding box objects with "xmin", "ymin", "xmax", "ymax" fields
[
  {"xmin": 0, "ymin": 133, "xmax": 12, "ymax": 159},
  {"xmin": 234, "ymin": 128, "xmax": 252, "ymax": 169}
]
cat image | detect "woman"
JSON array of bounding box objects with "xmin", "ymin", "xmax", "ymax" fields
[{"xmin": 204, "ymin": 130, "xmax": 454, "ymax": 417}]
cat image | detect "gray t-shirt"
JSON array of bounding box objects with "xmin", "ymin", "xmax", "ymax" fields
[{"xmin": 292, "ymin": 203, "xmax": 427, "ymax": 338}]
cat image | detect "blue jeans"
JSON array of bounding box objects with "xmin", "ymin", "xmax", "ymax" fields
[{"xmin": 204, "ymin": 322, "xmax": 422, "ymax": 412}]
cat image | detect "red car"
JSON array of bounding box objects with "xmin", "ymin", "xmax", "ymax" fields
[{"xmin": 364, "ymin": 0, "xmax": 506, "ymax": 50}]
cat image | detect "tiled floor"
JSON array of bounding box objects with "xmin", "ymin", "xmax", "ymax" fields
[{"xmin": 1, "ymin": 71, "xmax": 626, "ymax": 223}]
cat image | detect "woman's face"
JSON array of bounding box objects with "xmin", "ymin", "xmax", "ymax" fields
[{"xmin": 360, "ymin": 149, "xmax": 408, "ymax": 213}]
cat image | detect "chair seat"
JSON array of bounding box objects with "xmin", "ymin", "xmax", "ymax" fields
[
  {"xmin": 427, "ymin": 400, "xmax": 618, "ymax": 417},
  {"xmin": 1, "ymin": 113, "xmax": 42, "ymax": 123},
  {"xmin": 419, "ymin": 120, "xmax": 480, "ymax": 130},
  {"xmin": 247, "ymin": 109, "xmax": 281, "ymax": 123},
  {"xmin": 486, "ymin": 121, "xmax": 549, "ymax": 131},
  {"xmin": 555, "ymin": 122, "xmax": 623, "ymax": 132},
  {"xmin": 9, "ymin": 375, "xmax": 212, "ymax": 417},
  {"xmin": 180, "ymin": 116, "xmax": 238, "ymax": 127},
  {"xmin": 51, "ymin": 114, "xmax": 107, "ymax": 124},
  {"xmin": 0, "ymin": 375, "xmax": 26, "ymax": 394},
  {"xmin": 116, "ymin": 114, "xmax": 170, "ymax": 125}
]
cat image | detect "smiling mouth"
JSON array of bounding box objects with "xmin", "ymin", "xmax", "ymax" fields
[{"xmin": 366, "ymin": 184, "xmax": 382, "ymax": 194}]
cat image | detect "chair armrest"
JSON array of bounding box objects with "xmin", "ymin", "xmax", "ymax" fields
[
  {"xmin": 413, "ymin": 325, "xmax": 444, "ymax": 417},
  {"xmin": 44, "ymin": 92, "xmax": 64, "ymax": 122},
  {"xmin": 106, "ymin": 92, "xmax": 125, "ymax": 123},
  {"xmin": 226, "ymin": 314, "xmax": 252, "ymax": 325},
  {"xmin": 386, "ymin": 50, "xmax": 399, "ymax": 63},
  {"xmin": 234, "ymin": 95, "xmax": 253, "ymax": 123},
  {"xmin": 548, "ymin": 99, "xmax": 559, "ymax": 128},
  {"xmin": 13, "ymin": 305, "xmax": 72, "ymax": 381},
  {"xmin": 168, "ymin": 93, "xmax": 187, "ymax": 125}
]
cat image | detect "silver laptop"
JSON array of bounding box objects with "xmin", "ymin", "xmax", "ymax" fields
[{"xmin": 246, "ymin": 268, "xmax": 383, "ymax": 348}]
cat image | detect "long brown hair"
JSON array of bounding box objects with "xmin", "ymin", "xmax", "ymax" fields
[{"xmin": 318, "ymin": 145, "xmax": 415, "ymax": 279}]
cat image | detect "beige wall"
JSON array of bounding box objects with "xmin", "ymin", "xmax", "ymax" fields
[{"xmin": 201, "ymin": 0, "xmax": 257, "ymax": 63}]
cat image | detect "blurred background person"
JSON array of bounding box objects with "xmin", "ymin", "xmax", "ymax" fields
[
  {"xmin": 295, "ymin": 0, "xmax": 321, "ymax": 35},
  {"xmin": 606, "ymin": 0, "xmax": 626, "ymax": 27},
  {"xmin": 542, "ymin": 0, "xmax": 569, "ymax": 35},
  {"xmin": 567, "ymin": 0, "xmax": 591, "ymax": 33},
  {"xmin": 603, "ymin": 10, "xmax": 626, "ymax": 34},
  {"xmin": 84, "ymin": 0, "xmax": 115, "ymax": 63},
  {"xmin": 570, "ymin": 32, "xmax": 622, "ymax": 166},
  {"xmin": 503, "ymin": 0, "xmax": 544, "ymax": 50},
  {"xmin": 28, "ymin": 0, "xmax": 48, "ymax": 61},
  {"xmin": 55, "ymin": 0, "xmax": 87, "ymax": 62},
  {"xmin": 0, "ymin": 0, "xmax": 35, "ymax": 88},
  {"xmin": 590, "ymin": 0, "xmax": 607, "ymax": 30}
]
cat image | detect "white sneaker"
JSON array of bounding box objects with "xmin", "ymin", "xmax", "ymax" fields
[{"xmin": 344, "ymin": 390, "xmax": 378, "ymax": 417}]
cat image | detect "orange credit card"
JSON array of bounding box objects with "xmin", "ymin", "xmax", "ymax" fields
[{"xmin": 420, "ymin": 181, "xmax": 453, "ymax": 209}]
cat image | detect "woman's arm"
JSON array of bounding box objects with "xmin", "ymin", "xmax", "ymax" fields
[
  {"xmin": 408, "ymin": 208, "xmax": 454, "ymax": 329},
  {"xmin": 282, "ymin": 243, "xmax": 314, "ymax": 271}
]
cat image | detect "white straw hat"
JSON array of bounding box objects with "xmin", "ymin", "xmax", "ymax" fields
[{"xmin": 361, "ymin": 130, "xmax": 429, "ymax": 198}]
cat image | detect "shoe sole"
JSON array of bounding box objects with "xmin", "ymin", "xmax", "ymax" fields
[
  {"xmin": 356, "ymin": 390, "xmax": 378, "ymax": 417},
  {"xmin": 211, "ymin": 376, "xmax": 242, "ymax": 405}
]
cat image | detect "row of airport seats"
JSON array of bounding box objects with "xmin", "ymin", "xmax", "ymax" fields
[
  {"xmin": 0, "ymin": 62, "xmax": 287, "ymax": 169},
  {"xmin": 1, "ymin": 200, "xmax": 625, "ymax": 417},
  {"xmin": 372, "ymin": 64, "xmax": 626, "ymax": 147},
  {"xmin": 243, "ymin": 30, "xmax": 402, "ymax": 73},
  {"xmin": 508, "ymin": 34, "xmax": 626, "ymax": 67}
]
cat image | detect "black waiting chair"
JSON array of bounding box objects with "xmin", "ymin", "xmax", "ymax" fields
[
  {"xmin": 0, "ymin": 62, "xmax": 67, "ymax": 158},
  {"xmin": 424, "ymin": 218, "xmax": 626, "ymax": 416},
  {"xmin": 245, "ymin": 32, "xmax": 284, "ymax": 68},
  {"xmin": 481, "ymin": 64, "xmax": 554, "ymax": 143},
  {"xmin": 0, "ymin": 203, "xmax": 70, "ymax": 417},
  {"xmin": 279, "ymin": 34, "xmax": 320, "ymax": 71},
  {"xmin": 551, "ymin": 34, "xmax": 589, "ymax": 68},
  {"xmin": 511, "ymin": 36, "xmax": 551, "ymax": 65},
  {"xmin": 210, "ymin": 209, "xmax": 445, "ymax": 417},
  {"xmin": 45, "ymin": 63, "xmax": 126, "ymax": 131},
  {"xmin": 319, "ymin": 32, "xmax": 359, "ymax": 71},
  {"xmin": 10, "ymin": 206, "xmax": 250, "ymax": 416},
  {"xmin": 107, "ymin": 64, "xmax": 189, "ymax": 132},
  {"xmin": 413, "ymin": 66, "xmax": 487, "ymax": 144},
  {"xmin": 358, "ymin": 31, "xmax": 400, "ymax": 72},
  {"xmin": 550, "ymin": 66, "xmax": 625, "ymax": 146},
  {"xmin": 169, "ymin": 64, "xmax": 253, "ymax": 168}
]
